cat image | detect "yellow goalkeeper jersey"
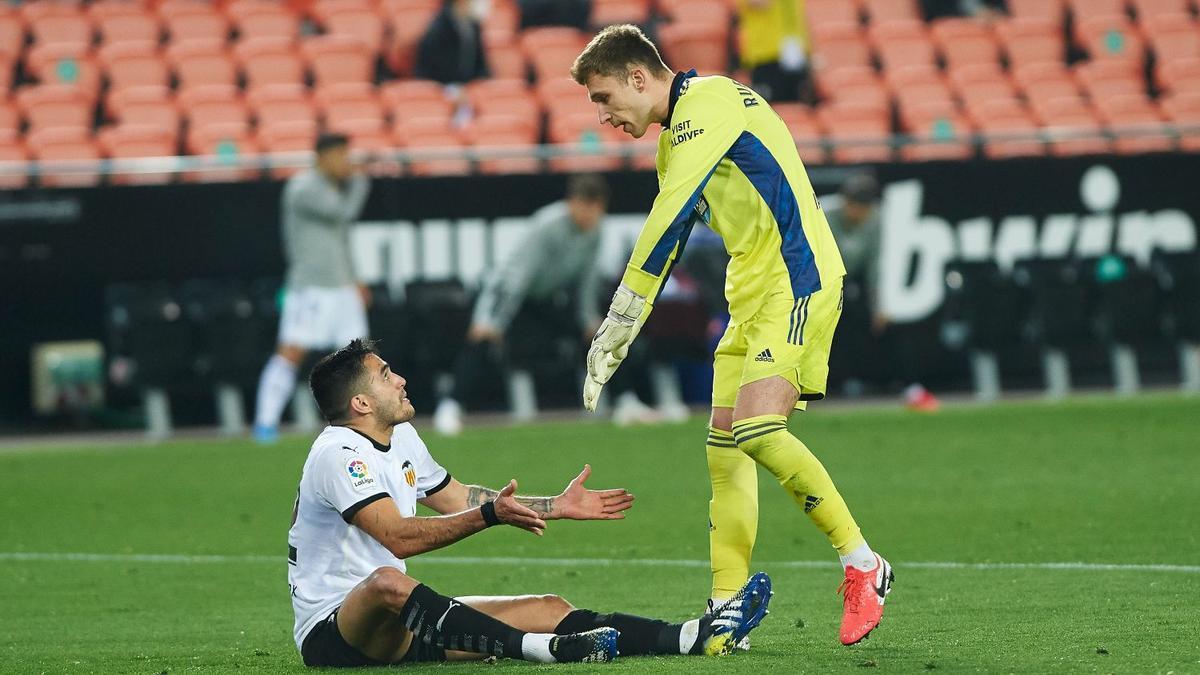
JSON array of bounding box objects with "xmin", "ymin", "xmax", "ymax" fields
[{"xmin": 620, "ymin": 70, "xmax": 846, "ymax": 324}]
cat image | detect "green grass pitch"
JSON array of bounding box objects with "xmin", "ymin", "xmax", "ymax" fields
[{"xmin": 1, "ymin": 394, "xmax": 1198, "ymax": 674}]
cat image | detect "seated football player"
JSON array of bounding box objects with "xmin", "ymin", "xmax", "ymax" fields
[{"xmin": 289, "ymin": 339, "xmax": 773, "ymax": 667}]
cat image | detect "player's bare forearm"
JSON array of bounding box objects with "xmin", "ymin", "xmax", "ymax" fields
[
  {"xmin": 352, "ymin": 497, "xmax": 488, "ymax": 558},
  {"xmin": 465, "ymin": 485, "xmax": 558, "ymax": 520}
]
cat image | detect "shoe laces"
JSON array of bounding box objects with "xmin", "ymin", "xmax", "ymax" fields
[{"xmin": 838, "ymin": 572, "xmax": 865, "ymax": 614}]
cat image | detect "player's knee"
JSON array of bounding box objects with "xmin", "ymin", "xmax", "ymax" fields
[
  {"xmin": 536, "ymin": 594, "xmax": 574, "ymax": 617},
  {"xmin": 365, "ymin": 567, "xmax": 416, "ymax": 609}
]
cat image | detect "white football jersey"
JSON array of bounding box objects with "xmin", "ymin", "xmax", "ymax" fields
[{"xmin": 288, "ymin": 423, "xmax": 450, "ymax": 649}]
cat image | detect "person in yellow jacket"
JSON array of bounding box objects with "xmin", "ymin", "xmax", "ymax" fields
[
  {"xmin": 570, "ymin": 25, "xmax": 894, "ymax": 646},
  {"xmin": 738, "ymin": 0, "xmax": 811, "ymax": 102}
]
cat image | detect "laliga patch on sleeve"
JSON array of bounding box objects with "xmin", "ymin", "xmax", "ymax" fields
[{"xmin": 345, "ymin": 459, "xmax": 377, "ymax": 492}]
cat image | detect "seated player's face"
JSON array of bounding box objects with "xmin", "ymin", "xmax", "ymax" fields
[
  {"xmin": 363, "ymin": 354, "xmax": 415, "ymax": 425},
  {"xmin": 585, "ymin": 73, "xmax": 651, "ymax": 139}
]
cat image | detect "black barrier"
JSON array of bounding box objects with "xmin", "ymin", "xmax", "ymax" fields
[{"xmin": 1, "ymin": 154, "xmax": 1198, "ymax": 426}]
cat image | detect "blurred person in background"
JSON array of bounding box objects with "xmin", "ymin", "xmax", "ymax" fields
[
  {"xmin": 737, "ymin": 0, "xmax": 813, "ymax": 103},
  {"xmin": 433, "ymin": 174, "xmax": 661, "ymax": 435},
  {"xmin": 518, "ymin": 0, "xmax": 591, "ymax": 30},
  {"xmin": 415, "ymin": 0, "xmax": 490, "ymax": 86},
  {"xmin": 254, "ymin": 133, "xmax": 372, "ymax": 444},
  {"xmin": 920, "ymin": 0, "xmax": 1006, "ymax": 21},
  {"xmin": 825, "ymin": 172, "xmax": 939, "ymax": 411}
]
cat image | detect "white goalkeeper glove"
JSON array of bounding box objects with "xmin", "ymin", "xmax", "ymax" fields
[{"xmin": 583, "ymin": 285, "xmax": 647, "ymax": 412}]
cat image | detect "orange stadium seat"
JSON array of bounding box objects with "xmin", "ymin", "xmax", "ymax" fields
[
  {"xmin": 940, "ymin": 34, "xmax": 1000, "ymax": 69},
  {"xmin": 1131, "ymin": 0, "xmax": 1194, "ymax": 17},
  {"xmin": 860, "ymin": 0, "xmax": 921, "ymax": 23},
  {"xmin": 315, "ymin": 82, "xmax": 385, "ymax": 131},
  {"xmin": 260, "ymin": 118, "xmax": 317, "ymax": 177},
  {"xmin": 773, "ymin": 103, "xmax": 826, "ymax": 164},
  {"xmin": 106, "ymin": 85, "xmax": 179, "ymax": 130},
  {"xmin": 1066, "ymin": 0, "xmax": 1126, "ymax": 19},
  {"xmin": 169, "ymin": 40, "xmax": 237, "ymax": 88},
  {"xmin": 27, "ymin": 127, "xmax": 102, "ymax": 187},
  {"xmin": 236, "ymin": 37, "xmax": 305, "ymax": 88},
  {"xmin": 591, "ymin": 0, "xmax": 652, "ymax": 27},
  {"xmin": 1156, "ymin": 57, "xmax": 1200, "ymax": 93},
  {"xmin": 520, "ymin": 27, "xmax": 589, "ymax": 56},
  {"xmin": 302, "ymin": 35, "xmax": 375, "ymax": 86},
  {"xmin": 537, "ymin": 77, "xmax": 591, "ymax": 115},
  {"xmin": 1162, "ymin": 92, "xmax": 1200, "ymax": 150},
  {"xmin": 977, "ymin": 109, "xmax": 1045, "ymax": 159},
  {"xmin": 1076, "ymin": 15, "xmax": 1145, "ymax": 65},
  {"xmin": 467, "ymin": 77, "xmax": 534, "ymax": 103},
  {"xmin": 95, "ymin": 12, "xmax": 161, "ymax": 45},
  {"xmin": 100, "ymin": 42, "xmax": 170, "ymax": 90},
  {"xmin": 812, "ymin": 36, "xmax": 874, "ymax": 72},
  {"xmin": 826, "ymin": 83, "xmax": 890, "ymax": 113},
  {"xmin": 547, "ymin": 111, "xmax": 623, "ymax": 172},
  {"xmin": 25, "ymin": 43, "xmax": 102, "ymax": 94},
  {"xmin": 0, "ymin": 102, "xmax": 16, "ymax": 134},
  {"xmin": 947, "ymin": 62, "xmax": 1006, "ymax": 89},
  {"xmin": 482, "ymin": 0, "xmax": 520, "ymax": 48},
  {"xmin": 1036, "ymin": 100, "xmax": 1111, "ymax": 156},
  {"xmin": 463, "ymin": 114, "xmax": 541, "ymax": 175},
  {"xmin": 228, "ymin": 4, "xmax": 300, "ymax": 42},
  {"xmin": 390, "ymin": 99, "xmax": 455, "ymax": 128},
  {"xmin": 161, "ymin": 5, "xmax": 230, "ymax": 44},
  {"xmin": 813, "ymin": 65, "xmax": 880, "ymax": 99},
  {"xmin": 186, "ymin": 121, "xmax": 260, "ymax": 183},
  {"xmin": 332, "ymin": 117, "xmax": 395, "ymax": 155},
  {"xmin": 529, "ymin": 43, "xmax": 591, "ymax": 84},
  {"xmin": 657, "ymin": 0, "xmax": 731, "ymax": 28},
  {"xmin": 248, "ymin": 83, "xmax": 317, "ymax": 127},
  {"xmin": 1148, "ymin": 26, "xmax": 1200, "ymax": 63},
  {"xmin": 884, "ymin": 63, "xmax": 945, "ymax": 91},
  {"xmin": 658, "ymin": 22, "xmax": 730, "ymax": 74},
  {"xmin": 0, "ymin": 55, "xmax": 13, "ymax": 93},
  {"xmin": 0, "ymin": 135, "xmax": 29, "ymax": 189},
  {"xmin": 398, "ymin": 117, "xmax": 470, "ymax": 176},
  {"xmin": 867, "ymin": 18, "xmax": 926, "ymax": 44},
  {"xmin": 180, "ymin": 84, "xmax": 249, "ymax": 131},
  {"xmin": 875, "ymin": 36, "xmax": 938, "ymax": 72},
  {"xmin": 1012, "ymin": 61, "xmax": 1075, "ymax": 93},
  {"xmin": 806, "ymin": 0, "xmax": 861, "ymax": 26},
  {"xmin": 379, "ymin": 79, "xmax": 448, "ymax": 108},
  {"xmin": 321, "ymin": 8, "xmax": 386, "ymax": 53},
  {"xmin": 17, "ymin": 85, "xmax": 94, "ymax": 134},
  {"xmin": 27, "ymin": 8, "xmax": 93, "ymax": 50},
  {"xmin": 810, "ymin": 20, "xmax": 862, "ymax": 44},
  {"xmin": 383, "ymin": 1, "xmax": 439, "ymax": 76},
  {"xmin": 0, "ymin": 14, "xmax": 26, "ymax": 61},
  {"xmin": 99, "ymin": 124, "xmax": 179, "ymax": 184},
  {"xmin": 817, "ymin": 102, "xmax": 892, "ymax": 163},
  {"xmin": 485, "ymin": 44, "xmax": 528, "ymax": 80},
  {"xmin": 1006, "ymin": 0, "xmax": 1065, "ymax": 23},
  {"xmin": 1099, "ymin": 102, "xmax": 1172, "ymax": 154},
  {"xmin": 930, "ymin": 16, "xmax": 992, "ymax": 43},
  {"xmin": 393, "ymin": 113, "xmax": 453, "ymax": 143}
]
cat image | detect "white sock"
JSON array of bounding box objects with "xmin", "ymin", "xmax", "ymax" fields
[
  {"xmin": 254, "ymin": 354, "xmax": 297, "ymax": 428},
  {"xmin": 678, "ymin": 618, "xmax": 701, "ymax": 654},
  {"xmin": 520, "ymin": 633, "xmax": 556, "ymax": 663},
  {"xmin": 839, "ymin": 542, "xmax": 878, "ymax": 572}
]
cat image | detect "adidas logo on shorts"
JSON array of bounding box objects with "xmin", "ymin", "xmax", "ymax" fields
[{"xmin": 754, "ymin": 349, "xmax": 774, "ymax": 363}]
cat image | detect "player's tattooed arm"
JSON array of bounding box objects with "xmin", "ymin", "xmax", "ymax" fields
[{"xmin": 465, "ymin": 485, "xmax": 557, "ymax": 519}]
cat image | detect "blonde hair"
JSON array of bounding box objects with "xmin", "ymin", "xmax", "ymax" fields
[{"xmin": 570, "ymin": 24, "xmax": 672, "ymax": 85}]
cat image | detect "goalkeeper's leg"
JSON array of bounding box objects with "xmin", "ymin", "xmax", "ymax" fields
[{"xmin": 707, "ymin": 410, "xmax": 759, "ymax": 603}]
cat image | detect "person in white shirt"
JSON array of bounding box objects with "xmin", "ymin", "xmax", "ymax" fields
[{"xmin": 289, "ymin": 339, "xmax": 773, "ymax": 666}]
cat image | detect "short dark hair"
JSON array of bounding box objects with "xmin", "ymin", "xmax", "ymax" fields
[
  {"xmin": 566, "ymin": 173, "xmax": 609, "ymax": 203},
  {"xmin": 309, "ymin": 338, "xmax": 379, "ymax": 423},
  {"xmin": 315, "ymin": 132, "xmax": 350, "ymax": 155},
  {"xmin": 571, "ymin": 24, "xmax": 672, "ymax": 85},
  {"xmin": 840, "ymin": 172, "xmax": 880, "ymax": 205}
]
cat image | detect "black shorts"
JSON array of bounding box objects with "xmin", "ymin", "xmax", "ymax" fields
[{"xmin": 300, "ymin": 608, "xmax": 447, "ymax": 667}]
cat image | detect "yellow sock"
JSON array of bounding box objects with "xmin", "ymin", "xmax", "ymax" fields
[
  {"xmin": 706, "ymin": 426, "xmax": 759, "ymax": 600},
  {"xmin": 732, "ymin": 414, "xmax": 865, "ymax": 555}
]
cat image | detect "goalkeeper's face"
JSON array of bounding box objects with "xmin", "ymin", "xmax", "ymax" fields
[
  {"xmin": 362, "ymin": 354, "xmax": 415, "ymax": 425},
  {"xmin": 585, "ymin": 71, "xmax": 656, "ymax": 139}
]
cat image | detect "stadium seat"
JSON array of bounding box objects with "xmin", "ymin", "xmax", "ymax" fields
[
  {"xmin": 99, "ymin": 124, "xmax": 178, "ymax": 185},
  {"xmin": 17, "ymin": 85, "xmax": 94, "ymax": 134},
  {"xmin": 0, "ymin": 135, "xmax": 29, "ymax": 189},
  {"xmin": 976, "ymin": 108, "xmax": 1045, "ymax": 159},
  {"xmin": 812, "ymin": 36, "xmax": 874, "ymax": 72},
  {"xmin": 528, "ymin": 43, "xmax": 591, "ymax": 84},
  {"xmin": 1066, "ymin": 0, "xmax": 1126, "ymax": 19},
  {"xmin": 806, "ymin": 0, "xmax": 861, "ymax": 26},
  {"xmin": 379, "ymin": 79, "xmax": 448, "ymax": 107},
  {"xmin": 1006, "ymin": 0, "xmax": 1065, "ymax": 23},
  {"xmin": 302, "ymin": 35, "xmax": 375, "ymax": 86},
  {"xmin": 659, "ymin": 22, "xmax": 731, "ymax": 74},
  {"xmin": 1013, "ymin": 61, "xmax": 1076, "ymax": 94},
  {"xmin": 100, "ymin": 42, "xmax": 170, "ymax": 90},
  {"xmin": 1095, "ymin": 94, "xmax": 1173, "ymax": 153},
  {"xmin": 186, "ymin": 122, "xmax": 260, "ymax": 182},
  {"xmin": 227, "ymin": 3, "xmax": 300, "ymax": 42},
  {"xmin": 485, "ymin": 43, "xmax": 528, "ymax": 80},
  {"xmin": 591, "ymin": 0, "xmax": 652, "ymax": 27},
  {"xmin": 247, "ymin": 83, "xmax": 316, "ymax": 127},
  {"xmin": 1131, "ymin": 0, "xmax": 1193, "ymax": 16},
  {"xmin": 859, "ymin": 0, "xmax": 920, "ymax": 23},
  {"xmin": 867, "ymin": 18, "xmax": 926, "ymax": 43},
  {"xmin": 0, "ymin": 14, "xmax": 24, "ymax": 61},
  {"xmin": 657, "ymin": 0, "xmax": 731, "ymax": 28},
  {"xmin": 1076, "ymin": 15, "xmax": 1145, "ymax": 65},
  {"xmin": 390, "ymin": 98, "xmax": 456, "ymax": 127},
  {"xmin": 817, "ymin": 103, "xmax": 892, "ymax": 163},
  {"xmin": 463, "ymin": 114, "xmax": 541, "ymax": 174},
  {"xmin": 775, "ymin": 103, "xmax": 826, "ymax": 163},
  {"xmin": 259, "ymin": 118, "xmax": 317, "ymax": 177},
  {"xmin": 27, "ymin": 127, "xmax": 102, "ymax": 187},
  {"xmin": 161, "ymin": 4, "xmax": 230, "ymax": 44},
  {"xmin": 95, "ymin": 12, "xmax": 161, "ymax": 45},
  {"xmin": 827, "ymin": 83, "xmax": 890, "ymax": 113},
  {"xmin": 0, "ymin": 102, "xmax": 18, "ymax": 135},
  {"xmin": 899, "ymin": 99, "xmax": 975, "ymax": 161},
  {"xmin": 1148, "ymin": 27, "xmax": 1200, "ymax": 65},
  {"xmin": 398, "ymin": 118, "xmax": 470, "ymax": 176},
  {"xmin": 1161, "ymin": 91, "xmax": 1200, "ymax": 149},
  {"xmin": 997, "ymin": 20, "xmax": 1065, "ymax": 69},
  {"xmin": 180, "ymin": 84, "xmax": 249, "ymax": 132},
  {"xmin": 1039, "ymin": 104, "xmax": 1112, "ymax": 156},
  {"xmin": 1156, "ymin": 56, "xmax": 1200, "ymax": 93},
  {"xmin": 0, "ymin": 55, "xmax": 13, "ymax": 93},
  {"xmin": 810, "ymin": 20, "xmax": 862, "ymax": 45},
  {"xmin": 382, "ymin": 1, "xmax": 440, "ymax": 76},
  {"xmin": 315, "ymin": 82, "xmax": 385, "ymax": 131},
  {"xmin": 312, "ymin": 1, "xmax": 386, "ymax": 52},
  {"xmin": 546, "ymin": 111, "xmax": 623, "ymax": 172},
  {"xmin": 940, "ymin": 32, "xmax": 1000, "ymax": 69},
  {"xmin": 236, "ymin": 37, "xmax": 305, "ymax": 88},
  {"xmin": 884, "ymin": 64, "xmax": 946, "ymax": 92},
  {"xmin": 106, "ymin": 85, "xmax": 180, "ymax": 130},
  {"xmin": 169, "ymin": 40, "xmax": 238, "ymax": 88},
  {"xmin": 27, "ymin": 8, "xmax": 93, "ymax": 50},
  {"xmin": 813, "ymin": 65, "xmax": 880, "ymax": 99},
  {"xmin": 875, "ymin": 36, "xmax": 938, "ymax": 72},
  {"xmin": 482, "ymin": 0, "xmax": 520, "ymax": 48},
  {"xmin": 25, "ymin": 43, "xmax": 102, "ymax": 93}
]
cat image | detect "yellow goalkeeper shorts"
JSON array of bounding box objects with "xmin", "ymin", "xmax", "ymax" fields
[{"xmin": 712, "ymin": 275, "xmax": 843, "ymax": 411}]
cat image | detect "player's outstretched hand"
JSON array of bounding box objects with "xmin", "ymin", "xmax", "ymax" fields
[
  {"xmin": 553, "ymin": 464, "xmax": 636, "ymax": 521},
  {"xmin": 583, "ymin": 286, "xmax": 647, "ymax": 412},
  {"xmin": 494, "ymin": 479, "xmax": 546, "ymax": 536}
]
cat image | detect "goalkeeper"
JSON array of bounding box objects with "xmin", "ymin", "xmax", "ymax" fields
[{"xmin": 570, "ymin": 25, "xmax": 894, "ymax": 646}]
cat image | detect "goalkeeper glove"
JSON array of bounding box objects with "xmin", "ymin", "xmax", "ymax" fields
[{"xmin": 583, "ymin": 285, "xmax": 647, "ymax": 412}]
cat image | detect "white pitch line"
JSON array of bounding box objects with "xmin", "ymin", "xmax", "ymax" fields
[{"xmin": 0, "ymin": 552, "xmax": 1198, "ymax": 574}]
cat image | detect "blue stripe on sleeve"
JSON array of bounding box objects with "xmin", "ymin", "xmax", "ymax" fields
[
  {"xmin": 640, "ymin": 163, "xmax": 719, "ymax": 276},
  {"xmin": 725, "ymin": 131, "xmax": 821, "ymax": 298}
]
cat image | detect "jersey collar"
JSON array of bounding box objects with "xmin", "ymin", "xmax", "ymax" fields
[
  {"xmin": 340, "ymin": 425, "xmax": 391, "ymax": 452},
  {"xmin": 666, "ymin": 69, "xmax": 698, "ymax": 127}
]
